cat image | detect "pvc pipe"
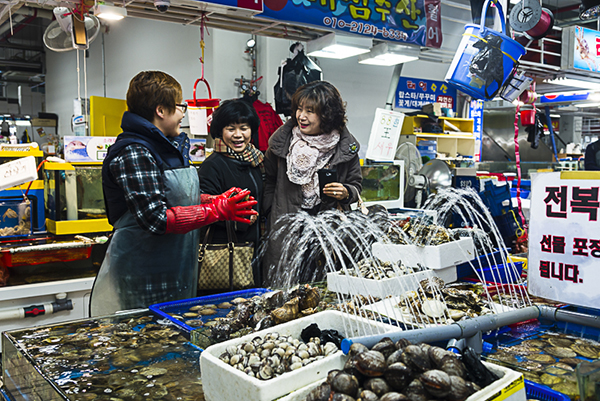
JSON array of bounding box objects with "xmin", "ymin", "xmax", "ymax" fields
[
  {"xmin": 0, "ymin": 298, "xmax": 73, "ymax": 322},
  {"xmin": 341, "ymin": 306, "xmax": 540, "ymax": 354},
  {"xmin": 538, "ymin": 305, "xmax": 600, "ymax": 329}
]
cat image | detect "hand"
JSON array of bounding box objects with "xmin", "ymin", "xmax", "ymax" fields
[
  {"xmin": 323, "ymin": 183, "xmax": 349, "ymax": 201},
  {"xmin": 212, "ymin": 189, "xmax": 258, "ymax": 224},
  {"xmin": 200, "ymin": 187, "xmax": 242, "ymax": 204}
]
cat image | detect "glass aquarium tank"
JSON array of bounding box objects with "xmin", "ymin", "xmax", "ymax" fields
[
  {"xmin": 44, "ymin": 164, "xmax": 106, "ymax": 222},
  {"xmin": 2, "ymin": 310, "xmax": 203, "ymax": 400},
  {"xmin": 360, "ymin": 162, "xmax": 403, "ymax": 207}
]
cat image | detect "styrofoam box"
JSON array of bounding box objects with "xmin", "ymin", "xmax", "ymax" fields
[
  {"xmin": 278, "ymin": 361, "xmax": 526, "ymax": 401},
  {"xmin": 372, "ymin": 237, "xmax": 475, "ymax": 270},
  {"xmin": 200, "ymin": 310, "xmax": 397, "ymax": 401},
  {"xmin": 327, "ymin": 269, "xmax": 457, "ymax": 299}
]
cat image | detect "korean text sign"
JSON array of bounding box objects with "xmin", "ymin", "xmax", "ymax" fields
[
  {"xmin": 395, "ymin": 77, "xmax": 456, "ymax": 111},
  {"xmin": 529, "ymin": 171, "xmax": 600, "ymax": 308},
  {"xmin": 259, "ymin": 0, "xmax": 441, "ymax": 48},
  {"xmin": 365, "ymin": 108, "xmax": 405, "ymax": 161}
]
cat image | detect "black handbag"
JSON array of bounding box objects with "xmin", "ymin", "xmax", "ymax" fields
[{"xmin": 198, "ymin": 222, "xmax": 254, "ymax": 291}]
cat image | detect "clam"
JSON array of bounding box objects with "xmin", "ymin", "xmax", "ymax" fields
[
  {"xmin": 386, "ymin": 349, "xmax": 404, "ymax": 366},
  {"xmin": 439, "ymin": 355, "xmax": 466, "ymax": 377},
  {"xmin": 395, "ymin": 338, "xmax": 411, "ymax": 350},
  {"xmin": 332, "ymin": 394, "xmax": 357, "ymax": 401},
  {"xmin": 419, "ymin": 369, "xmax": 451, "ymax": 398},
  {"xmin": 357, "ymin": 389, "xmax": 379, "ymax": 401},
  {"xmin": 355, "ymin": 351, "xmax": 387, "ymax": 377},
  {"xmin": 363, "ymin": 377, "xmax": 392, "ymax": 397},
  {"xmin": 371, "ymin": 337, "xmax": 396, "ymax": 359},
  {"xmin": 306, "ymin": 383, "xmax": 332, "ymax": 401},
  {"xmin": 428, "ymin": 346, "xmax": 454, "ymax": 367},
  {"xmin": 401, "ymin": 345, "xmax": 431, "ymax": 373},
  {"xmin": 349, "ymin": 343, "xmax": 369, "ymax": 357},
  {"xmin": 327, "ymin": 369, "xmax": 342, "ymax": 384},
  {"xmin": 384, "ymin": 362, "xmax": 412, "ymax": 391},
  {"xmin": 331, "ymin": 372, "xmax": 359, "ymax": 397},
  {"xmin": 447, "ymin": 375, "xmax": 475, "ymax": 401},
  {"xmin": 405, "ymin": 378, "xmax": 428, "ymax": 401},
  {"xmin": 379, "ymin": 393, "xmax": 409, "ymax": 401}
]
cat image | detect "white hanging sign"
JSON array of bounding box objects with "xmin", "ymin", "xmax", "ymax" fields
[
  {"xmin": 529, "ymin": 171, "xmax": 600, "ymax": 308},
  {"xmin": 365, "ymin": 108, "xmax": 405, "ymax": 162},
  {"xmin": 0, "ymin": 156, "xmax": 37, "ymax": 190}
]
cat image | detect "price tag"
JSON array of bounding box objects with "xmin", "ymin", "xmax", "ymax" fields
[{"xmin": 0, "ymin": 156, "xmax": 38, "ymax": 190}]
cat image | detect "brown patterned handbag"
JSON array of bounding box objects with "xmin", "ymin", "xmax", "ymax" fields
[{"xmin": 198, "ymin": 222, "xmax": 254, "ymax": 291}]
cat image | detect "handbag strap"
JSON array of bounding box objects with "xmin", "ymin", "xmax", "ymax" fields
[
  {"xmin": 198, "ymin": 225, "xmax": 213, "ymax": 263},
  {"xmin": 226, "ymin": 221, "xmax": 236, "ymax": 291}
]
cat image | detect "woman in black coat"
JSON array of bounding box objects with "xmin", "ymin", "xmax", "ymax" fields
[{"xmin": 198, "ymin": 99, "xmax": 264, "ymax": 254}]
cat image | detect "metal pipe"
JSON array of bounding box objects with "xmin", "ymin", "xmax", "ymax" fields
[
  {"xmin": 341, "ymin": 306, "xmax": 541, "ymax": 354},
  {"xmin": 384, "ymin": 64, "xmax": 403, "ymax": 110}
]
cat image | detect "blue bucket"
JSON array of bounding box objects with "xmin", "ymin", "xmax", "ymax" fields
[{"xmin": 445, "ymin": 0, "xmax": 526, "ymax": 100}]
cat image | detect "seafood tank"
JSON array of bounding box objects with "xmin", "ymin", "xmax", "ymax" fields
[
  {"xmin": 2, "ymin": 310, "xmax": 203, "ymax": 401},
  {"xmin": 44, "ymin": 164, "xmax": 106, "ymax": 222}
]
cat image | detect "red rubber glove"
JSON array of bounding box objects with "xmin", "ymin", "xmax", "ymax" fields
[
  {"xmin": 165, "ymin": 188, "xmax": 257, "ymax": 234},
  {"xmin": 200, "ymin": 187, "xmax": 241, "ymax": 204}
]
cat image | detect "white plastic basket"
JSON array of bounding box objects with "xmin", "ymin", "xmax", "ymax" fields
[{"xmin": 200, "ymin": 310, "xmax": 397, "ymax": 401}]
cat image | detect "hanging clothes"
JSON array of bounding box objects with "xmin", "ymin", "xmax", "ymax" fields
[{"xmin": 253, "ymin": 99, "xmax": 283, "ymax": 152}]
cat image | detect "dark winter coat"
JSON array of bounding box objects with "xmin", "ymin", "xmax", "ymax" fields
[
  {"xmin": 198, "ymin": 152, "xmax": 263, "ymax": 247},
  {"xmin": 261, "ymin": 119, "xmax": 362, "ymax": 282}
]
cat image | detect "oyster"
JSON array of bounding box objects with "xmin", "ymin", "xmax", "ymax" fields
[
  {"xmin": 544, "ymin": 346, "xmax": 577, "ymax": 358},
  {"xmin": 526, "ymin": 354, "xmax": 556, "ymax": 364},
  {"xmin": 547, "ymin": 337, "xmax": 573, "ymax": 348},
  {"xmin": 571, "ymin": 343, "xmax": 600, "ymax": 359},
  {"xmin": 552, "ymin": 380, "xmax": 579, "ymax": 397},
  {"xmin": 540, "ymin": 373, "xmax": 563, "ymax": 386}
]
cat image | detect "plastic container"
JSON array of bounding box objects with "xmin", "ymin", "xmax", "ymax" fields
[
  {"xmin": 200, "ymin": 310, "xmax": 396, "ymax": 401},
  {"xmin": 372, "ymin": 237, "xmax": 475, "ymax": 270},
  {"xmin": 149, "ymin": 288, "xmax": 272, "ymax": 332},
  {"xmin": 279, "ymin": 361, "xmax": 526, "ymax": 401},
  {"xmin": 445, "ymin": 0, "xmax": 526, "ymax": 100},
  {"xmin": 525, "ymin": 380, "xmax": 570, "ymax": 401},
  {"xmin": 520, "ymin": 109, "xmax": 536, "ymax": 126},
  {"xmin": 326, "ymin": 269, "xmax": 444, "ymax": 299},
  {"xmin": 461, "ymin": 261, "xmax": 524, "ymax": 284}
]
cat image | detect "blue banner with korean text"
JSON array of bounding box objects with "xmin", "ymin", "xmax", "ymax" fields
[
  {"xmin": 395, "ymin": 76, "xmax": 456, "ymax": 111},
  {"xmin": 468, "ymin": 100, "xmax": 484, "ymax": 162},
  {"xmin": 259, "ymin": 0, "xmax": 442, "ymax": 48}
]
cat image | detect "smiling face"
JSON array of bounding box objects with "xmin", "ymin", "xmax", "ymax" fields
[
  {"xmin": 295, "ymin": 102, "xmax": 322, "ymax": 136},
  {"xmin": 222, "ymin": 122, "xmax": 252, "ymax": 153},
  {"xmin": 154, "ymin": 102, "xmax": 185, "ymax": 138}
]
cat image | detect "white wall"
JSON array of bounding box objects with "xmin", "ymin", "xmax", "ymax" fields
[{"xmin": 46, "ymin": 16, "xmax": 459, "ymax": 152}]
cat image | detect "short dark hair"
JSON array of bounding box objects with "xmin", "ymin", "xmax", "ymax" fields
[
  {"xmin": 210, "ymin": 99, "xmax": 260, "ymax": 140},
  {"xmin": 126, "ymin": 71, "xmax": 182, "ymax": 122},
  {"xmin": 291, "ymin": 81, "xmax": 347, "ymax": 134}
]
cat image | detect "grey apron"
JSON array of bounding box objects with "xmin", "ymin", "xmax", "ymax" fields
[{"xmin": 90, "ymin": 166, "xmax": 200, "ymax": 316}]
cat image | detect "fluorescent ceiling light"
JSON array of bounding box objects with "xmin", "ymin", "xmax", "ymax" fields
[
  {"xmin": 577, "ymin": 102, "xmax": 600, "ymax": 108},
  {"xmin": 549, "ymin": 114, "xmax": 561, "ymax": 118},
  {"xmin": 307, "ymin": 33, "xmax": 372, "ymax": 59},
  {"xmin": 543, "ymin": 77, "xmax": 600, "ymax": 90},
  {"xmin": 358, "ymin": 43, "xmax": 419, "ymax": 66},
  {"xmin": 93, "ymin": 3, "xmax": 127, "ymax": 20},
  {"xmin": 15, "ymin": 120, "xmax": 31, "ymax": 126}
]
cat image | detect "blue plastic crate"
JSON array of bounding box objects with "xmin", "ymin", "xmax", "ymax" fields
[
  {"xmin": 149, "ymin": 288, "xmax": 272, "ymax": 332},
  {"xmin": 525, "ymin": 380, "xmax": 570, "ymax": 401},
  {"xmin": 481, "ymin": 180, "xmax": 512, "ymax": 217}
]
